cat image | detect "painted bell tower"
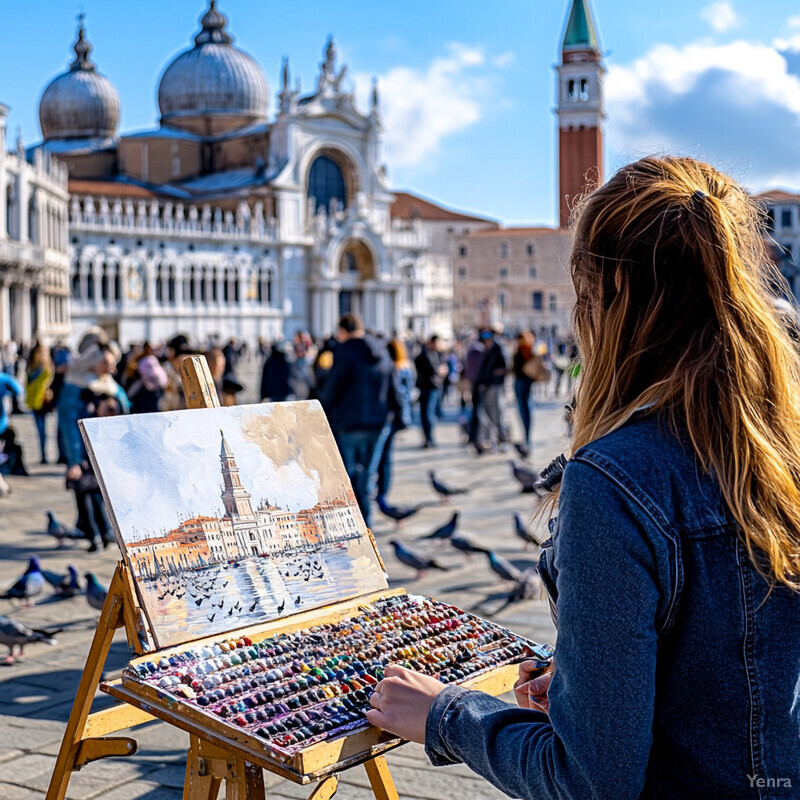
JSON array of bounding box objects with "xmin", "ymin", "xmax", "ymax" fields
[
  {"xmin": 219, "ymin": 430, "xmax": 255, "ymax": 519},
  {"xmin": 556, "ymin": 0, "xmax": 605, "ymax": 228}
]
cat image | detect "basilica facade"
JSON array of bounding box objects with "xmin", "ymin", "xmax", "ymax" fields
[{"xmin": 34, "ymin": 3, "xmax": 440, "ymax": 346}]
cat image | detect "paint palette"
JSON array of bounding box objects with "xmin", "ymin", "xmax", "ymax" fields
[{"xmin": 124, "ymin": 593, "xmax": 553, "ymax": 759}]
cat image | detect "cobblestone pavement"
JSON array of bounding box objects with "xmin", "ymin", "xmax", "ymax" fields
[{"xmin": 0, "ymin": 360, "xmax": 566, "ymax": 800}]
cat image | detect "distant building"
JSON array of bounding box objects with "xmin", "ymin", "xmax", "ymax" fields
[
  {"xmin": 753, "ymin": 191, "xmax": 800, "ymax": 301},
  {"xmin": 0, "ymin": 105, "xmax": 70, "ymax": 344},
  {"xmin": 452, "ymin": 0, "xmax": 604, "ymax": 338},
  {"xmin": 26, "ymin": 4, "xmax": 498, "ymax": 346},
  {"xmin": 556, "ymin": 0, "xmax": 605, "ymax": 228},
  {"xmin": 389, "ymin": 192, "xmax": 497, "ymax": 337},
  {"xmin": 453, "ymin": 227, "xmax": 573, "ymax": 338}
]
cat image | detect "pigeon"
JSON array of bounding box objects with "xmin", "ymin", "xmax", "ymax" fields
[
  {"xmin": 207, "ymin": 613, "xmax": 216, "ymax": 622},
  {"xmin": 511, "ymin": 461, "xmax": 539, "ymax": 494},
  {"xmin": 248, "ymin": 600, "xmax": 257, "ymax": 613},
  {"xmin": 419, "ymin": 513, "xmax": 459, "ymax": 541},
  {"xmin": 449, "ymin": 536, "xmax": 488, "ymax": 556},
  {"xmin": 514, "ymin": 514, "xmax": 539, "ymax": 550},
  {"xmin": 389, "ymin": 540, "xmax": 448, "ymax": 580},
  {"xmin": 377, "ymin": 496, "xmax": 423, "ymax": 526},
  {"xmin": 429, "ymin": 471, "xmax": 469, "ymax": 502},
  {"xmin": 492, "ymin": 568, "xmax": 541, "ymax": 615},
  {"xmin": 0, "ymin": 616, "xmax": 58, "ymax": 664},
  {"xmin": 1, "ymin": 558, "xmax": 45, "ymax": 606},
  {"xmin": 484, "ymin": 550, "xmax": 522, "ymax": 582},
  {"xmin": 277, "ymin": 599, "xmax": 286, "ymax": 614},
  {"xmin": 84, "ymin": 572, "xmax": 108, "ymax": 611},
  {"xmin": 45, "ymin": 511, "xmax": 83, "ymax": 547},
  {"xmin": 42, "ymin": 565, "xmax": 82, "ymax": 597}
]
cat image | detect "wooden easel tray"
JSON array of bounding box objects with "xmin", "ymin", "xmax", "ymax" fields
[{"xmin": 102, "ymin": 587, "xmax": 537, "ymax": 780}]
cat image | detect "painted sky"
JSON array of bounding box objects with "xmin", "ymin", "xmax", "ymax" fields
[
  {"xmin": 81, "ymin": 402, "xmax": 348, "ymax": 542},
  {"xmin": 2, "ymin": 1, "xmax": 800, "ymax": 225}
]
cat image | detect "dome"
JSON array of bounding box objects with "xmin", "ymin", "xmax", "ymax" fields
[
  {"xmin": 157, "ymin": 2, "xmax": 268, "ymax": 132},
  {"xmin": 39, "ymin": 22, "xmax": 120, "ymax": 141}
]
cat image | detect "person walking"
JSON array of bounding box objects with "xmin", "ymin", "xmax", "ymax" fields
[
  {"xmin": 365, "ymin": 156, "xmax": 800, "ymax": 798},
  {"xmin": 511, "ymin": 331, "xmax": 537, "ymax": 457},
  {"xmin": 260, "ymin": 342, "xmax": 293, "ymax": 402},
  {"xmin": 25, "ymin": 344, "xmax": 54, "ymax": 463},
  {"xmin": 320, "ymin": 314, "xmax": 398, "ymax": 529},
  {"xmin": 474, "ymin": 325, "xmax": 509, "ymax": 450},
  {"xmin": 414, "ymin": 335, "xmax": 446, "ymax": 448},
  {"xmin": 0, "ymin": 369, "xmax": 23, "ymax": 495},
  {"xmin": 375, "ymin": 339, "xmax": 414, "ymax": 504}
]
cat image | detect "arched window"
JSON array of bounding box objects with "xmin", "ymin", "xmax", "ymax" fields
[
  {"xmin": 6, "ymin": 184, "xmax": 14, "ymax": 239},
  {"xmin": 101, "ymin": 262, "xmax": 110, "ymax": 302},
  {"xmin": 71, "ymin": 269, "xmax": 81, "ymax": 300},
  {"xmin": 168, "ymin": 267, "xmax": 176, "ymax": 304},
  {"xmin": 308, "ymin": 155, "xmax": 346, "ymax": 214},
  {"xmin": 113, "ymin": 264, "xmax": 121, "ymax": 303},
  {"xmin": 155, "ymin": 266, "xmax": 164, "ymax": 303},
  {"xmin": 568, "ymin": 79, "xmax": 577, "ymax": 100},
  {"xmin": 580, "ymin": 78, "xmax": 589, "ymax": 101}
]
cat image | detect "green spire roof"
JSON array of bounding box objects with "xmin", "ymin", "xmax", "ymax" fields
[{"xmin": 563, "ymin": 0, "xmax": 600, "ymax": 51}]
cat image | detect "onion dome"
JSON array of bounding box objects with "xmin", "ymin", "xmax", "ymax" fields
[
  {"xmin": 157, "ymin": 1, "xmax": 268, "ymax": 133},
  {"xmin": 39, "ymin": 20, "xmax": 120, "ymax": 141}
]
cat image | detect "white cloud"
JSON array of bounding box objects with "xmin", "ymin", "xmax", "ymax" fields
[
  {"xmin": 355, "ymin": 43, "xmax": 501, "ymax": 169},
  {"xmin": 606, "ymin": 37, "xmax": 800, "ymax": 190},
  {"xmin": 701, "ymin": 1, "xmax": 739, "ymax": 33},
  {"xmin": 788, "ymin": 15, "xmax": 800, "ymax": 30}
]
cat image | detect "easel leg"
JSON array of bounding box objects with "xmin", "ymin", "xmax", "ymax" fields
[
  {"xmin": 45, "ymin": 574, "xmax": 126, "ymax": 800},
  {"xmin": 308, "ymin": 775, "xmax": 339, "ymax": 799},
  {"xmin": 364, "ymin": 756, "xmax": 399, "ymax": 800},
  {"xmin": 183, "ymin": 736, "xmax": 222, "ymax": 800},
  {"xmin": 184, "ymin": 736, "xmax": 264, "ymax": 800}
]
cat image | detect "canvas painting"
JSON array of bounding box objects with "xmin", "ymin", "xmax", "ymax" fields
[{"xmin": 80, "ymin": 401, "xmax": 388, "ymax": 648}]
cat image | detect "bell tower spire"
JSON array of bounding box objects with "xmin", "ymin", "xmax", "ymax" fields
[{"xmin": 555, "ymin": 0, "xmax": 605, "ymax": 228}]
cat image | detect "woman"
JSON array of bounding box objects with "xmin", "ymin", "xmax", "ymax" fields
[
  {"xmin": 366, "ymin": 157, "xmax": 800, "ymax": 798},
  {"xmin": 511, "ymin": 330, "xmax": 536, "ymax": 456},
  {"xmin": 59, "ymin": 332, "xmax": 129, "ymax": 551},
  {"xmin": 374, "ymin": 338, "xmax": 413, "ymax": 504},
  {"xmin": 25, "ymin": 344, "xmax": 53, "ymax": 463}
]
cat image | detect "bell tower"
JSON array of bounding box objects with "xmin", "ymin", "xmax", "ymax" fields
[{"xmin": 555, "ymin": 0, "xmax": 605, "ymax": 228}]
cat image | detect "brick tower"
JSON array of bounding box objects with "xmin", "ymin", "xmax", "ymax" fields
[{"xmin": 556, "ymin": 0, "xmax": 605, "ymax": 228}]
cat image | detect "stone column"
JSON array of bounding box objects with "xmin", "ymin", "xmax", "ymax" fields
[{"xmin": 0, "ymin": 283, "xmax": 10, "ymax": 340}]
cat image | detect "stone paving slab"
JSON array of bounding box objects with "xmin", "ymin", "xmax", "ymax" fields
[{"xmin": 0, "ymin": 362, "xmax": 566, "ymax": 799}]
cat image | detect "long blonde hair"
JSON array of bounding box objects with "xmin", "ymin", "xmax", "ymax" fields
[{"xmin": 569, "ymin": 156, "xmax": 800, "ymax": 590}]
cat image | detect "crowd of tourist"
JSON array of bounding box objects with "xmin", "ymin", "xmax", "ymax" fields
[{"xmin": 0, "ymin": 323, "xmax": 578, "ymax": 545}]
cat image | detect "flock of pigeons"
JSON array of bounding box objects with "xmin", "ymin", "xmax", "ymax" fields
[
  {"xmin": 379, "ymin": 456, "xmax": 568, "ymax": 611},
  {"xmin": 0, "ymin": 543, "xmax": 109, "ymax": 664}
]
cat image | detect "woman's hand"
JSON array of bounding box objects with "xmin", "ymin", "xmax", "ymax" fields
[
  {"xmin": 365, "ymin": 665, "xmax": 447, "ymax": 744},
  {"xmin": 513, "ymin": 661, "xmax": 553, "ymax": 714}
]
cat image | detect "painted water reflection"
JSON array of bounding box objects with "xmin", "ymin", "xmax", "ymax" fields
[{"xmin": 135, "ymin": 540, "xmax": 387, "ymax": 646}]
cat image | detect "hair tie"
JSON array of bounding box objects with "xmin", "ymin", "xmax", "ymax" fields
[{"xmin": 692, "ymin": 189, "xmax": 708, "ymax": 202}]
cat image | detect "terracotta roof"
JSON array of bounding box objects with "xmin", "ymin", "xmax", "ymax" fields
[
  {"xmin": 390, "ymin": 191, "xmax": 497, "ymax": 224},
  {"xmin": 461, "ymin": 226, "xmax": 562, "ymax": 238},
  {"xmin": 754, "ymin": 190, "xmax": 800, "ymax": 203},
  {"xmin": 68, "ymin": 179, "xmax": 156, "ymax": 198}
]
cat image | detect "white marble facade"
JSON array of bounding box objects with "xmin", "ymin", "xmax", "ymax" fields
[
  {"xmin": 33, "ymin": 5, "xmax": 436, "ymax": 347},
  {"xmin": 0, "ymin": 105, "xmax": 70, "ymax": 345}
]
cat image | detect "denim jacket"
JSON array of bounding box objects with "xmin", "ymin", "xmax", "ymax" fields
[{"xmin": 425, "ymin": 414, "xmax": 800, "ymax": 799}]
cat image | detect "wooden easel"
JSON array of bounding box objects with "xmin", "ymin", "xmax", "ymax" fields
[{"xmin": 45, "ymin": 356, "xmax": 401, "ymax": 800}]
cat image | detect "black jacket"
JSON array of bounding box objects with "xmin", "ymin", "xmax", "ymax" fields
[
  {"xmin": 414, "ymin": 347, "xmax": 443, "ymax": 391},
  {"xmin": 320, "ymin": 335, "xmax": 399, "ymax": 432},
  {"xmin": 476, "ymin": 339, "xmax": 508, "ymax": 387}
]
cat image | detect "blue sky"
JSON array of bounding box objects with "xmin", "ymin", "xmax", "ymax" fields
[{"xmin": 2, "ymin": 0, "xmax": 800, "ymax": 226}]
